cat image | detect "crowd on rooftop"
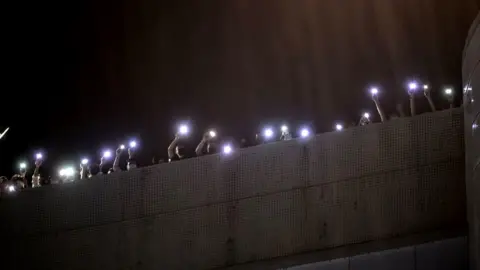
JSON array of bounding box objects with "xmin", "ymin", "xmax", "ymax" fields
[{"xmin": 0, "ymin": 82, "xmax": 474, "ymax": 197}]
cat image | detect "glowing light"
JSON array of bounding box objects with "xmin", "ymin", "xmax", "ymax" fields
[
  {"xmin": 0, "ymin": 127, "xmax": 9, "ymax": 140},
  {"xmin": 178, "ymin": 124, "xmax": 189, "ymax": 135},
  {"xmin": 103, "ymin": 150, "xmax": 112, "ymax": 158},
  {"xmin": 370, "ymin": 87, "xmax": 379, "ymax": 95},
  {"xmin": 473, "ymin": 123, "xmax": 478, "ymax": 130},
  {"xmin": 223, "ymin": 144, "xmax": 233, "ymax": 155},
  {"xmin": 408, "ymin": 82, "xmax": 418, "ymax": 91},
  {"xmin": 300, "ymin": 128, "xmax": 310, "ymax": 138},
  {"xmin": 423, "ymin": 84, "xmax": 429, "ymax": 90},
  {"xmin": 281, "ymin": 125, "xmax": 288, "ymax": 132},
  {"xmin": 19, "ymin": 163, "xmax": 26, "ymax": 169},
  {"xmin": 335, "ymin": 124, "xmax": 344, "ymax": 131},
  {"xmin": 363, "ymin": 112, "xmax": 370, "ymax": 119},
  {"xmin": 59, "ymin": 167, "xmax": 75, "ymax": 177},
  {"xmin": 209, "ymin": 130, "xmax": 216, "ymax": 138},
  {"xmin": 263, "ymin": 128, "xmax": 274, "ymax": 139},
  {"xmin": 7, "ymin": 185, "xmax": 15, "ymax": 192},
  {"xmin": 65, "ymin": 167, "xmax": 74, "ymax": 177},
  {"xmin": 120, "ymin": 144, "xmax": 125, "ymax": 150},
  {"xmin": 81, "ymin": 158, "xmax": 89, "ymax": 165},
  {"xmin": 444, "ymin": 88, "xmax": 453, "ymax": 95},
  {"xmin": 35, "ymin": 153, "xmax": 43, "ymax": 160},
  {"xmin": 129, "ymin": 141, "xmax": 137, "ymax": 148}
]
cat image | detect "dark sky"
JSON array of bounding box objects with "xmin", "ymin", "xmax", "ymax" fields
[{"xmin": 1, "ymin": 0, "xmax": 479, "ymax": 176}]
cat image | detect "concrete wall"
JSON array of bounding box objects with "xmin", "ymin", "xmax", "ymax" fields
[
  {"xmin": 0, "ymin": 109, "xmax": 466, "ymax": 270},
  {"xmin": 285, "ymin": 237, "xmax": 467, "ymax": 270},
  {"xmin": 462, "ymin": 11, "xmax": 480, "ymax": 270}
]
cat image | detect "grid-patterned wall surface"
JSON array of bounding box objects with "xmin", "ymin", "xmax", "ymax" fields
[
  {"xmin": 285, "ymin": 237, "xmax": 467, "ymax": 270},
  {"xmin": 463, "ymin": 11, "xmax": 480, "ymax": 270},
  {"xmin": 0, "ymin": 109, "xmax": 466, "ymax": 270}
]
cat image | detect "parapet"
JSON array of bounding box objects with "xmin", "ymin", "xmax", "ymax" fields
[{"xmin": 0, "ymin": 109, "xmax": 466, "ymax": 269}]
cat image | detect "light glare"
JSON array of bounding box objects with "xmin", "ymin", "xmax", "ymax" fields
[
  {"xmin": 209, "ymin": 130, "xmax": 216, "ymax": 138},
  {"xmin": 0, "ymin": 127, "xmax": 9, "ymax": 140},
  {"xmin": 444, "ymin": 88, "xmax": 453, "ymax": 95},
  {"xmin": 65, "ymin": 167, "xmax": 74, "ymax": 177},
  {"xmin": 59, "ymin": 167, "xmax": 75, "ymax": 177},
  {"xmin": 370, "ymin": 87, "xmax": 379, "ymax": 95},
  {"xmin": 129, "ymin": 141, "xmax": 137, "ymax": 148},
  {"xmin": 263, "ymin": 128, "xmax": 274, "ymax": 139},
  {"xmin": 19, "ymin": 163, "xmax": 26, "ymax": 169},
  {"xmin": 335, "ymin": 124, "xmax": 343, "ymax": 131},
  {"xmin": 300, "ymin": 128, "xmax": 310, "ymax": 138},
  {"xmin": 281, "ymin": 125, "xmax": 288, "ymax": 132},
  {"xmin": 81, "ymin": 158, "xmax": 89, "ymax": 165},
  {"xmin": 223, "ymin": 144, "xmax": 233, "ymax": 154},
  {"xmin": 179, "ymin": 124, "xmax": 189, "ymax": 135},
  {"xmin": 35, "ymin": 153, "xmax": 43, "ymax": 160},
  {"xmin": 120, "ymin": 144, "xmax": 125, "ymax": 150},
  {"xmin": 103, "ymin": 150, "xmax": 112, "ymax": 158},
  {"xmin": 363, "ymin": 112, "xmax": 370, "ymax": 119},
  {"xmin": 408, "ymin": 82, "xmax": 418, "ymax": 90}
]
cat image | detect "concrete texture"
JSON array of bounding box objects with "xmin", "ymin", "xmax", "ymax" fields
[
  {"xmin": 463, "ymin": 11, "xmax": 480, "ymax": 270},
  {"xmin": 0, "ymin": 109, "xmax": 466, "ymax": 269},
  {"xmin": 285, "ymin": 237, "xmax": 467, "ymax": 270}
]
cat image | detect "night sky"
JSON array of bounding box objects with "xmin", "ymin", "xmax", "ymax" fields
[{"xmin": 1, "ymin": 0, "xmax": 479, "ymax": 177}]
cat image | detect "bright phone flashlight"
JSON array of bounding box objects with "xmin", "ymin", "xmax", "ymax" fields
[
  {"xmin": 59, "ymin": 167, "xmax": 74, "ymax": 177},
  {"xmin": 179, "ymin": 124, "xmax": 189, "ymax": 135},
  {"xmin": 103, "ymin": 150, "xmax": 112, "ymax": 158},
  {"xmin": 223, "ymin": 144, "xmax": 233, "ymax": 155},
  {"xmin": 408, "ymin": 82, "xmax": 418, "ymax": 91},
  {"xmin": 263, "ymin": 128, "xmax": 274, "ymax": 139},
  {"xmin": 300, "ymin": 128, "xmax": 310, "ymax": 138},
  {"xmin": 65, "ymin": 167, "xmax": 74, "ymax": 177}
]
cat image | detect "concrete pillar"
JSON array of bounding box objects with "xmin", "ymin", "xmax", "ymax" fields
[{"xmin": 462, "ymin": 11, "xmax": 480, "ymax": 270}]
